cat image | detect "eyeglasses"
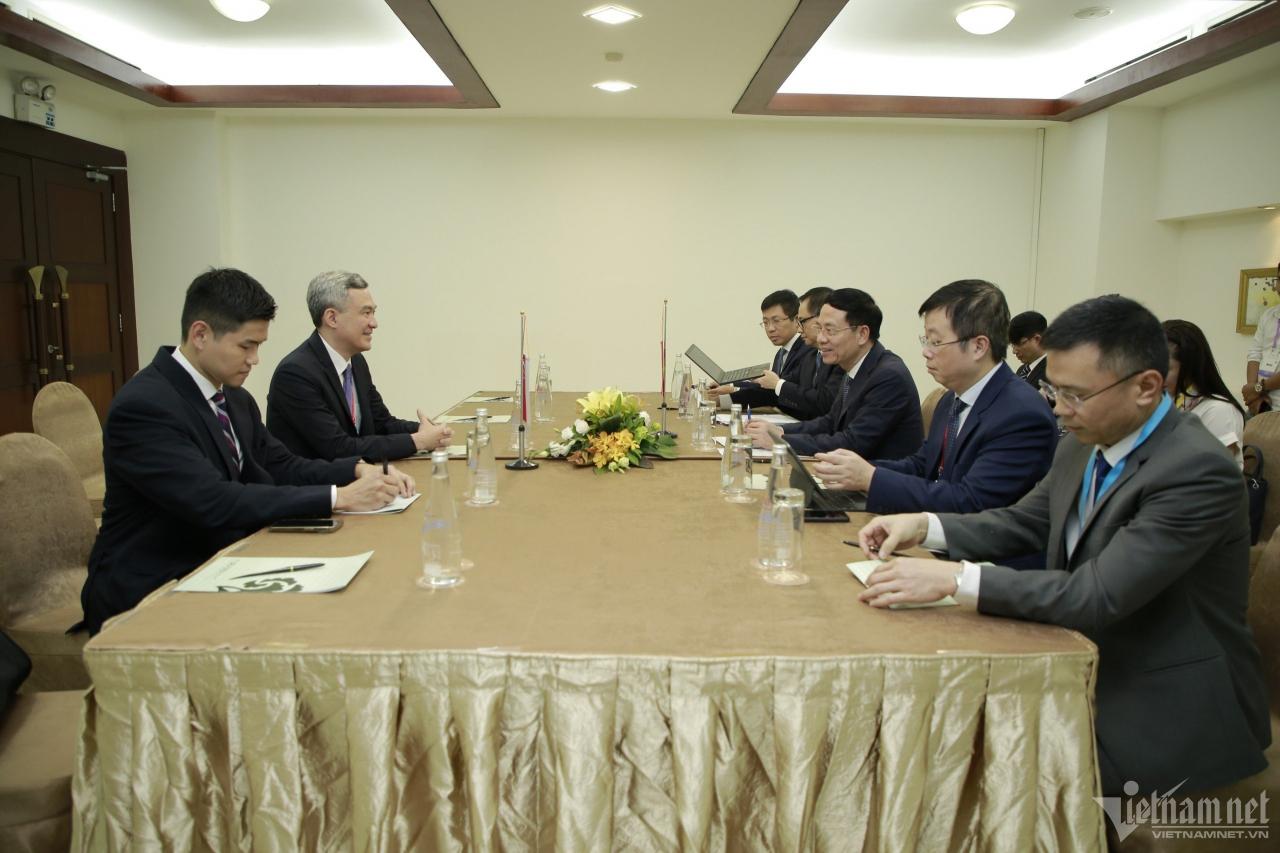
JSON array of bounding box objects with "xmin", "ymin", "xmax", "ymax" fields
[
  {"xmin": 1039, "ymin": 370, "xmax": 1142, "ymax": 408},
  {"xmin": 817, "ymin": 324, "xmax": 854, "ymax": 338},
  {"xmin": 759, "ymin": 317, "xmax": 796, "ymax": 329},
  {"xmin": 918, "ymin": 335, "xmax": 971, "ymax": 352},
  {"xmin": 797, "ymin": 315, "xmax": 818, "ymax": 326}
]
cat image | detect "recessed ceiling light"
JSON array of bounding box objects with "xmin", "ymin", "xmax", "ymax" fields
[
  {"xmin": 584, "ymin": 5, "xmax": 641, "ymax": 26},
  {"xmin": 592, "ymin": 80, "xmax": 636, "ymax": 92},
  {"xmin": 1073, "ymin": 6, "xmax": 1113, "ymax": 21},
  {"xmin": 209, "ymin": 0, "xmax": 270, "ymax": 23},
  {"xmin": 955, "ymin": 3, "xmax": 1015, "ymax": 35}
]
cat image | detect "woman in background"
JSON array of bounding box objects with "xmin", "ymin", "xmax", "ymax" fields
[{"xmin": 1164, "ymin": 319, "xmax": 1246, "ymax": 468}]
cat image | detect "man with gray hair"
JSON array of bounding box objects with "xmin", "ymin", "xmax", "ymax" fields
[{"xmin": 267, "ymin": 271, "xmax": 451, "ymax": 461}]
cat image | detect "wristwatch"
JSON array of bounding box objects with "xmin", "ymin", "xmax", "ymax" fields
[{"xmin": 1255, "ymin": 381, "xmax": 1265, "ymax": 394}]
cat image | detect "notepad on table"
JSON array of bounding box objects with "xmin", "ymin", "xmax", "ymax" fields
[
  {"xmin": 440, "ymin": 414, "xmax": 512, "ymax": 424},
  {"xmin": 713, "ymin": 436, "xmax": 772, "ymax": 461},
  {"xmin": 336, "ymin": 492, "xmax": 420, "ymax": 515},
  {"xmin": 174, "ymin": 551, "xmax": 374, "ymax": 593},
  {"xmin": 846, "ymin": 561, "xmax": 957, "ymax": 609}
]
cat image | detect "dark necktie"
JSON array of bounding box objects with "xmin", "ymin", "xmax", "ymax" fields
[
  {"xmin": 1016, "ymin": 363, "xmax": 1031, "ymax": 379},
  {"xmin": 210, "ymin": 391, "xmax": 241, "ymax": 469},
  {"xmin": 936, "ymin": 398, "xmax": 968, "ymax": 479},
  {"xmin": 342, "ymin": 364, "xmax": 360, "ymax": 430},
  {"xmin": 1091, "ymin": 451, "xmax": 1113, "ymax": 506},
  {"xmin": 772, "ymin": 348, "xmax": 785, "ymax": 374}
]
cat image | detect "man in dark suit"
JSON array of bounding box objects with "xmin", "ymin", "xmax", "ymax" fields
[
  {"xmin": 772, "ymin": 286, "xmax": 846, "ymax": 420},
  {"xmin": 81, "ymin": 269, "xmax": 413, "ymax": 634},
  {"xmin": 1009, "ymin": 310, "xmax": 1048, "ymax": 390},
  {"xmin": 746, "ymin": 288, "xmax": 923, "ymax": 460},
  {"xmin": 812, "ymin": 280, "xmax": 1057, "ymax": 516},
  {"xmin": 856, "ymin": 295, "xmax": 1269, "ymax": 797},
  {"xmin": 706, "ymin": 289, "xmax": 817, "ymax": 418},
  {"xmin": 267, "ymin": 271, "xmax": 451, "ymax": 461}
]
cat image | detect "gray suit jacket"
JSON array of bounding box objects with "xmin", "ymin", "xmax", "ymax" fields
[{"xmin": 938, "ymin": 407, "xmax": 1269, "ymax": 796}]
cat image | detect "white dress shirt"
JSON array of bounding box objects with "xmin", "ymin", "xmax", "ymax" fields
[
  {"xmin": 772, "ymin": 333, "xmax": 802, "ymax": 396},
  {"xmin": 320, "ymin": 335, "xmax": 360, "ymax": 431}
]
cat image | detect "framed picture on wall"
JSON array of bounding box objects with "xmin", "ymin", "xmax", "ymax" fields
[{"xmin": 1237, "ymin": 267, "xmax": 1280, "ymax": 334}]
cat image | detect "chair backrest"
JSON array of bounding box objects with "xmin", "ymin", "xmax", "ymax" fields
[
  {"xmin": 31, "ymin": 382, "xmax": 103, "ymax": 484},
  {"xmin": 1248, "ymin": 529, "xmax": 1280, "ymax": 716},
  {"xmin": 0, "ymin": 434, "xmax": 94, "ymax": 628},
  {"xmin": 920, "ymin": 386, "xmax": 946, "ymax": 435},
  {"xmin": 1243, "ymin": 412, "xmax": 1280, "ymax": 544}
]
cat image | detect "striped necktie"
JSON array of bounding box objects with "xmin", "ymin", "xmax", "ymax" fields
[
  {"xmin": 342, "ymin": 364, "xmax": 360, "ymax": 430},
  {"xmin": 935, "ymin": 398, "xmax": 968, "ymax": 479},
  {"xmin": 209, "ymin": 391, "xmax": 241, "ymax": 469},
  {"xmin": 772, "ymin": 348, "xmax": 786, "ymax": 374},
  {"xmin": 1016, "ymin": 362, "xmax": 1031, "ymax": 379}
]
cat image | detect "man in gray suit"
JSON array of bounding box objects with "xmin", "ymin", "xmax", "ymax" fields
[{"xmin": 855, "ymin": 295, "xmax": 1269, "ymax": 798}]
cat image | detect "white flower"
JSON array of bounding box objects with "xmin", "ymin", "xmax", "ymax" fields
[
  {"xmin": 548, "ymin": 441, "xmax": 570, "ymax": 458},
  {"xmin": 574, "ymin": 418, "xmax": 590, "ymax": 435},
  {"xmin": 561, "ymin": 426, "xmax": 574, "ymax": 441},
  {"xmin": 639, "ymin": 411, "xmax": 651, "ymax": 425}
]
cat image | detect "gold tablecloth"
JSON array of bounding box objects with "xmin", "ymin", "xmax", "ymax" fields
[{"xmin": 72, "ymin": 391, "xmax": 1105, "ymax": 851}]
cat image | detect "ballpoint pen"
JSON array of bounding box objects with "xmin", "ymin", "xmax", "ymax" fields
[{"xmin": 229, "ymin": 562, "xmax": 325, "ymax": 580}]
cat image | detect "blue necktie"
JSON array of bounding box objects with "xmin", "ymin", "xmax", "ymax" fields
[
  {"xmin": 210, "ymin": 391, "xmax": 241, "ymax": 469},
  {"xmin": 1091, "ymin": 451, "xmax": 1112, "ymax": 506},
  {"xmin": 772, "ymin": 348, "xmax": 785, "ymax": 374}
]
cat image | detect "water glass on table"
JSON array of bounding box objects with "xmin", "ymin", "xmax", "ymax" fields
[
  {"xmin": 760, "ymin": 487, "xmax": 808, "ymax": 586},
  {"xmin": 723, "ymin": 435, "xmax": 755, "ymax": 504}
]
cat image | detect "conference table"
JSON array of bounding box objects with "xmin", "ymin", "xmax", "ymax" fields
[{"xmin": 72, "ymin": 391, "xmax": 1106, "ymax": 852}]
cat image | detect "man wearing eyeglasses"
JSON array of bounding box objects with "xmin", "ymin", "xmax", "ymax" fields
[
  {"xmin": 745, "ymin": 288, "xmax": 922, "ymax": 459},
  {"xmin": 855, "ymin": 295, "xmax": 1268, "ymax": 800},
  {"xmin": 706, "ymin": 289, "xmax": 817, "ymax": 418},
  {"xmin": 810, "ymin": 280, "xmax": 1057, "ymax": 519}
]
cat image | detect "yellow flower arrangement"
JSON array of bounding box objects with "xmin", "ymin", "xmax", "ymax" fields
[{"xmin": 541, "ymin": 388, "xmax": 677, "ymax": 472}]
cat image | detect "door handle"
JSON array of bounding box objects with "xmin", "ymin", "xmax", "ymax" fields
[
  {"xmin": 53, "ymin": 265, "xmax": 73, "ymax": 374},
  {"xmin": 26, "ymin": 266, "xmax": 50, "ymax": 382}
]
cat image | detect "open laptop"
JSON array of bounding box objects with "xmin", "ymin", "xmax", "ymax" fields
[
  {"xmin": 685, "ymin": 344, "xmax": 770, "ymax": 385},
  {"xmin": 784, "ymin": 445, "xmax": 866, "ymax": 517}
]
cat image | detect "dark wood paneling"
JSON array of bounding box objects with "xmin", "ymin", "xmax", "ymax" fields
[
  {"xmin": 765, "ymin": 93, "xmax": 1062, "ymax": 120},
  {"xmin": 1054, "ymin": 1, "xmax": 1280, "ymax": 121},
  {"xmin": 0, "ymin": 150, "xmax": 38, "ymax": 434},
  {"xmin": 735, "ymin": 0, "xmax": 847, "ymax": 114},
  {"xmin": 0, "ymin": 3, "xmax": 496, "ymax": 110},
  {"xmin": 736, "ymin": 0, "xmax": 1280, "ymax": 121},
  {"xmin": 112, "ymin": 172, "xmax": 138, "ymax": 378},
  {"xmin": 165, "ymin": 84, "xmax": 468, "ymax": 108},
  {"xmin": 0, "ymin": 117, "xmax": 127, "ymax": 169},
  {"xmin": 385, "ymin": 0, "xmax": 498, "ymax": 108},
  {"xmin": 46, "ymin": 182, "xmax": 106, "ymax": 263}
]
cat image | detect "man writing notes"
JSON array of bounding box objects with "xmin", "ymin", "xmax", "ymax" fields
[
  {"xmin": 267, "ymin": 270, "xmax": 452, "ymax": 461},
  {"xmin": 811, "ymin": 280, "xmax": 1057, "ymax": 515},
  {"xmin": 81, "ymin": 269, "xmax": 413, "ymax": 634},
  {"xmin": 856, "ymin": 295, "xmax": 1269, "ymax": 797},
  {"xmin": 706, "ymin": 289, "xmax": 816, "ymax": 418},
  {"xmin": 745, "ymin": 288, "xmax": 922, "ymax": 459}
]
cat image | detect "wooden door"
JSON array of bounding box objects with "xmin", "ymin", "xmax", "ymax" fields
[
  {"xmin": 31, "ymin": 160, "xmax": 127, "ymax": 422},
  {"xmin": 0, "ymin": 150, "xmax": 39, "ymax": 434}
]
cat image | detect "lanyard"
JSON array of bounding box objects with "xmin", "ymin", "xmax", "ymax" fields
[{"xmin": 1077, "ymin": 394, "xmax": 1172, "ymax": 525}]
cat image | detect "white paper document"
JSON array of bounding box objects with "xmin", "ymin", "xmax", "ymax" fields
[
  {"xmin": 415, "ymin": 446, "xmax": 467, "ymax": 459},
  {"xmin": 336, "ymin": 492, "xmax": 421, "ymax": 515},
  {"xmin": 713, "ymin": 436, "xmax": 773, "ymax": 461},
  {"xmin": 175, "ymin": 551, "xmax": 374, "ymax": 594},
  {"xmin": 714, "ymin": 413, "xmax": 797, "ymax": 426},
  {"xmin": 440, "ymin": 414, "xmax": 512, "ymax": 424},
  {"xmin": 464, "ymin": 395, "xmax": 514, "ymax": 404},
  {"xmin": 846, "ymin": 561, "xmax": 957, "ymax": 609}
]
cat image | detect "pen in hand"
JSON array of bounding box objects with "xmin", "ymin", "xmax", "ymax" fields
[
  {"xmin": 381, "ymin": 455, "xmax": 388, "ymax": 476},
  {"xmin": 230, "ymin": 562, "xmax": 325, "ymax": 580}
]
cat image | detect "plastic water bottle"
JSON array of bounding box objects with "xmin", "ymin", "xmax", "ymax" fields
[
  {"xmin": 418, "ymin": 449, "xmax": 464, "ymax": 588},
  {"xmin": 721, "ymin": 404, "xmax": 745, "ymax": 491},
  {"xmin": 534, "ymin": 354, "xmax": 553, "ymax": 422},
  {"xmin": 756, "ymin": 444, "xmax": 792, "ymax": 569},
  {"xmin": 467, "ymin": 408, "xmax": 497, "ymax": 507}
]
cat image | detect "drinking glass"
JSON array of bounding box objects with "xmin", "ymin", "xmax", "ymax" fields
[
  {"xmin": 692, "ymin": 402, "xmax": 716, "ymax": 451},
  {"xmin": 761, "ymin": 488, "xmax": 808, "ymax": 586}
]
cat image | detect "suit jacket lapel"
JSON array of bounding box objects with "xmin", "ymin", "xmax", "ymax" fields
[
  {"xmin": 352, "ymin": 355, "xmax": 372, "ymax": 437},
  {"xmin": 307, "ymin": 332, "xmax": 357, "ymax": 436},
  {"xmin": 153, "ymin": 349, "xmax": 242, "ymax": 479},
  {"xmin": 1048, "ymin": 441, "xmax": 1092, "ymax": 571},
  {"xmin": 838, "ymin": 343, "xmax": 881, "ymax": 429},
  {"xmin": 924, "ymin": 391, "xmax": 954, "ymax": 475},
  {"xmin": 948, "ymin": 364, "xmax": 1013, "ymax": 461}
]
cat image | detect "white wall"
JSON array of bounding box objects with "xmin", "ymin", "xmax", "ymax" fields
[
  {"xmin": 1157, "ymin": 66, "xmax": 1280, "ymax": 220},
  {"xmin": 206, "ymin": 116, "xmax": 1040, "ymax": 414},
  {"xmin": 0, "ymin": 45, "xmax": 130, "ymax": 150}
]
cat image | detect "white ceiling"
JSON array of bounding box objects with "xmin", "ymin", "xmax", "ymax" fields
[
  {"xmin": 783, "ymin": 0, "xmax": 1265, "ymax": 99},
  {"xmin": 19, "ymin": 0, "xmax": 450, "ymax": 85},
  {"xmin": 4, "ymin": 0, "xmax": 1279, "ymax": 117}
]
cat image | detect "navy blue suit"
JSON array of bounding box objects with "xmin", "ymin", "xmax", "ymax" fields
[
  {"xmin": 782, "ymin": 342, "xmax": 923, "ymax": 459},
  {"xmin": 267, "ymin": 332, "xmax": 419, "ymax": 462},
  {"xmin": 774, "ymin": 348, "xmax": 844, "ymax": 421},
  {"xmin": 82, "ymin": 348, "xmax": 359, "ymax": 634},
  {"xmin": 729, "ymin": 339, "xmax": 815, "ymax": 417},
  {"xmin": 866, "ymin": 362, "xmax": 1058, "ymax": 515}
]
